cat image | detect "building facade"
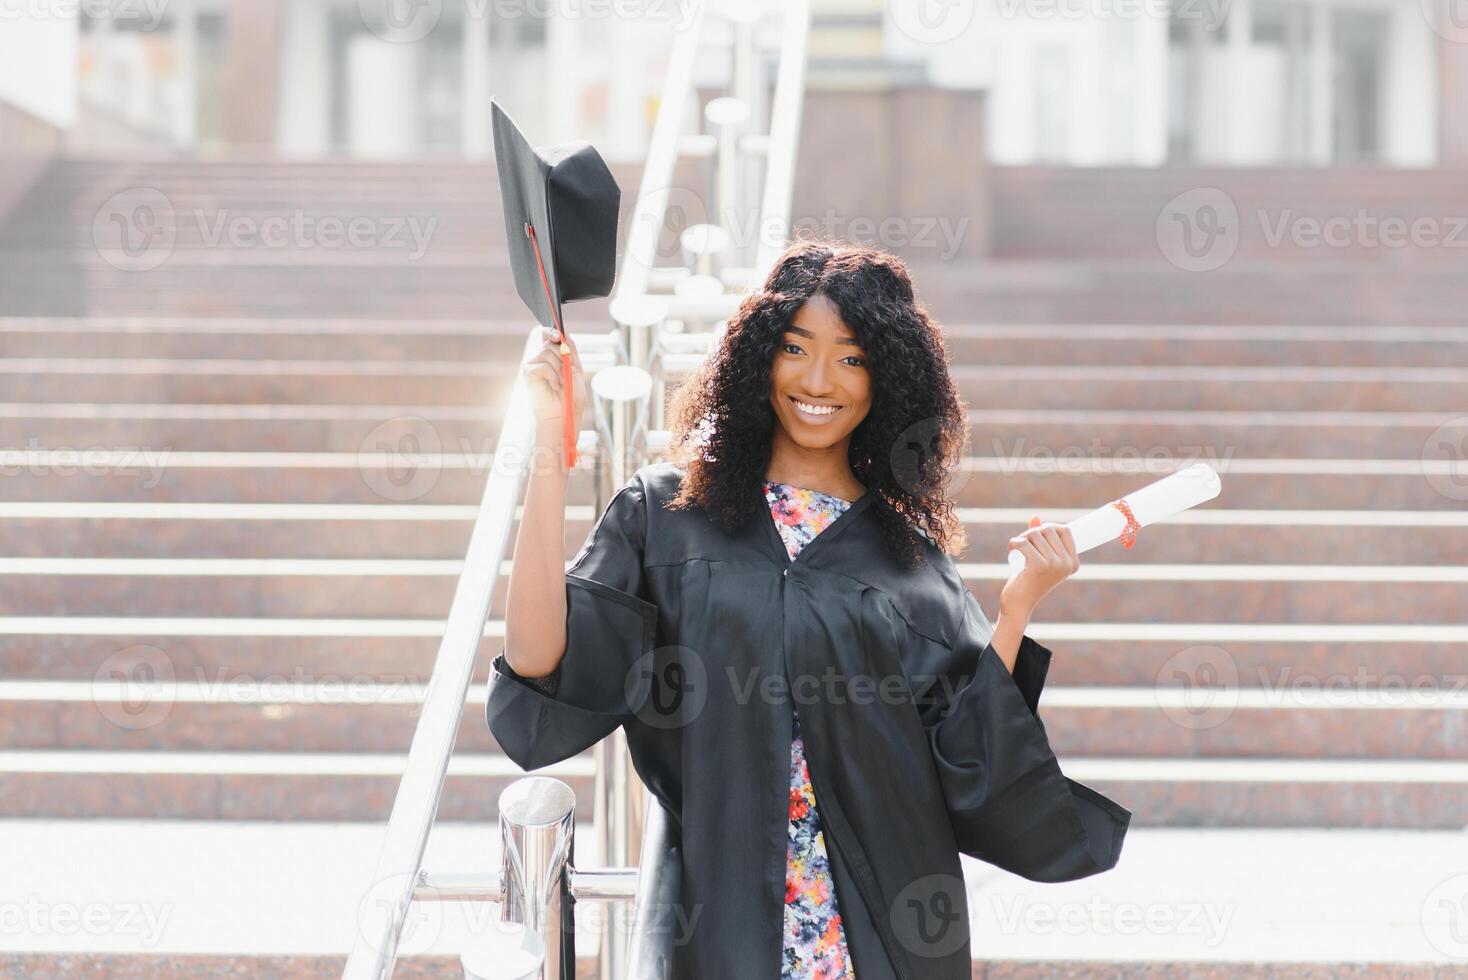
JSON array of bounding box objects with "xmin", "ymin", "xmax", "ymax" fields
[{"xmin": 6, "ymin": 0, "xmax": 1464, "ymax": 166}]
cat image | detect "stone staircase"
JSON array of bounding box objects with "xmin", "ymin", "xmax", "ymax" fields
[{"xmin": 0, "ymin": 156, "xmax": 1464, "ymax": 975}]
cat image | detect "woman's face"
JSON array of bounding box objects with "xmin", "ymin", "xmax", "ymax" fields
[{"xmin": 768, "ymin": 293, "xmax": 872, "ymax": 449}]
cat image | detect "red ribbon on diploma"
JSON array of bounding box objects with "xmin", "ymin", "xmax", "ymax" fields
[
  {"xmin": 1110, "ymin": 498, "xmax": 1141, "ymax": 548},
  {"xmin": 524, "ymin": 222, "xmax": 578, "ymax": 469}
]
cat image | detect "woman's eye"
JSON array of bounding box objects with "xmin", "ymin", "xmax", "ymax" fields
[{"xmin": 781, "ymin": 342, "xmax": 863, "ymax": 367}]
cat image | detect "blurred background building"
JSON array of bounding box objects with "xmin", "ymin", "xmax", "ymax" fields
[{"xmin": 1, "ymin": 0, "xmax": 1461, "ymax": 164}]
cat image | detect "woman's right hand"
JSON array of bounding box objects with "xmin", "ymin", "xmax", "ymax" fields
[{"xmin": 523, "ymin": 324, "xmax": 588, "ymax": 441}]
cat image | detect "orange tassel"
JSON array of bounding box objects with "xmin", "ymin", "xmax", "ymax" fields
[{"xmin": 525, "ymin": 222, "xmax": 578, "ymax": 470}]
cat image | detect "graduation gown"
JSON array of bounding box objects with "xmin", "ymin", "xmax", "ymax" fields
[{"xmin": 485, "ymin": 461, "xmax": 1131, "ymax": 979}]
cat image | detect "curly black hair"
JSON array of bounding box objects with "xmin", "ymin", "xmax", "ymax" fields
[{"xmin": 663, "ymin": 237, "xmax": 969, "ymax": 570}]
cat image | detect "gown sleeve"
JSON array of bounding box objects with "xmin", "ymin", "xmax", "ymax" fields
[
  {"xmin": 485, "ymin": 472, "xmax": 658, "ymax": 772},
  {"xmin": 922, "ymin": 589, "xmax": 1130, "ymax": 883}
]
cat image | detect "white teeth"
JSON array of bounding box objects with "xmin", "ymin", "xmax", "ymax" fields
[{"xmin": 792, "ymin": 399, "xmax": 839, "ymax": 416}]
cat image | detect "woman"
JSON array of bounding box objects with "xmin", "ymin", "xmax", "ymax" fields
[{"xmin": 489, "ymin": 239, "xmax": 1130, "ymax": 980}]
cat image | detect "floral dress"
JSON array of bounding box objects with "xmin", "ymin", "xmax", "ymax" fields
[{"xmin": 765, "ymin": 480, "xmax": 857, "ymax": 980}]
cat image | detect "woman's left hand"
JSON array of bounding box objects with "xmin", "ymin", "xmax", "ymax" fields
[{"xmin": 1000, "ymin": 515, "xmax": 1080, "ymax": 618}]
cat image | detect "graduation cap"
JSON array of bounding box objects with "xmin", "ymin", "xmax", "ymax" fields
[{"xmin": 491, "ymin": 99, "xmax": 622, "ymax": 469}]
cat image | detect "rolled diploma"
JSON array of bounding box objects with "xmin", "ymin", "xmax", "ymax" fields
[{"xmin": 1007, "ymin": 462, "xmax": 1222, "ymax": 574}]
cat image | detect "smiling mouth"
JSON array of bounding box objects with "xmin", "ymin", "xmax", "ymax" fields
[{"xmin": 788, "ymin": 395, "xmax": 844, "ymax": 418}]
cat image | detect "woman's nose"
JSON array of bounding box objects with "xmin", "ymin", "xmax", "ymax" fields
[{"xmin": 802, "ymin": 360, "xmax": 833, "ymax": 392}]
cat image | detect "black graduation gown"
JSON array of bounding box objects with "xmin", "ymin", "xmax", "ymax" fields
[{"xmin": 485, "ymin": 461, "xmax": 1131, "ymax": 980}]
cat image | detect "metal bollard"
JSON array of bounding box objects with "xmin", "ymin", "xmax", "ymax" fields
[
  {"xmin": 679, "ymin": 223, "xmax": 732, "ymax": 279},
  {"xmin": 589, "ymin": 366, "xmax": 655, "ymax": 980},
  {"xmin": 704, "ymin": 96, "xmax": 751, "ymax": 247},
  {"xmin": 496, "ymin": 778, "xmax": 576, "ymax": 980}
]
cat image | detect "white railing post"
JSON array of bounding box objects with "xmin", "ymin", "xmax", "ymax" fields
[{"xmin": 591, "ymin": 365, "xmax": 655, "ymax": 980}]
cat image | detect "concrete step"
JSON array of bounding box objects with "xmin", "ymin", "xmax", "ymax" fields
[
  {"xmin": 0, "ymin": 751, "xmax": 593, "ymax": 821},
  {"xmin": 0, "ymin": 316, "xmax": 541, "ymax": 360},
  {"xmin": 0, "ymin": 263, "xmax": 598, "ymax": 318},
  {"xmin": 2, "ymin": 403, "xmax": 1463, "ymax": 456},
  {"xmin": 6, "ymin": 679, "xmax": 1465, "ymax": 760},
  {"xmin": 1033, "ymin": 626, "xmax": 1468, "ymax": 690},
  {"xmin": 0, "ymin": 223, "xmax": 500, "ymax": 249},
  {"xmin": 45, "ymin": 284, "xmax": 562, "ymax": 321},
  {"xmin": 958, "ymin": 570, "xmax": 1468, "ymax": 627},
  {"xmin": 952, "ymin": 458, "xmax": 1468, "ymax": 510},
  {"xmin": 0, "ymin": 558, "xmax": 1464, "ymax": 621},
  {"xmin": 0, "ymin": 618, "xmax": 1462, "ymax": 687},
  {"xmin": 12, "ymin": 247, "xmax": 507, "ymax": 270},
  {"xmin": 5, "ymin": 318, "xmax": 1467, "ymax": 366},
  {"xmin": 4, "ymin": 359, "xmax": 1467, "ymax": 413},
  {"xmin": 37, "ymin": 282, "xmax": 1468, "ymax": 325},
  {"xmin": 0, "ymin": 453, "xmax": 1460, "ymax": 511},
  {"xmin": 46, "ymin": 155, "xmax": 641, "ymax": 189},
  {"xmin": 1042, "ymin": 688, "xmax": 1468, "ymax": 759},
  {"xmin": 0, "ymin": 504, "xmax": 495, "ymax": 558},
  {"xmin": 0, "ymin": 402, "xmax": 508, "ymax": 453},
  {"xmin": 13, "ymin": 188, "xmax": 505, "ymax": 206},
  {"xmin": 97, "ymin": 291, "xmax": 593, "ymax": 320},
  {"xmin": 3, "ymin": 752, "xmax": 1467, "ymax": 827},
  {"xmin": 5, "ymin": 195, "xmax": 527, "ymax": 224},
  {"xmin": 1075, "ymin": 758, "xmax": 1468, "ymax": 828},
  {"xmin": 0, "ymin": 954, "xmax": 1449, "ymax": 979},
  {"xmin": 0, "ymin": 955, "xmax": 472, "ymax": 978},
  {"xmin": 958, "ymin": 366, "xmax": 1468, "ymax": 413},
  {"xmin": 18, "ymin": 173, "xmax": 508, "ymax": 194},
  {"xmin": 2, "ymin": 503, "xmax": 1465, "ymax": 563},
  {"xmin": 11, "ymin": 244, "xmax": 1468, "ymax": 320},
  {"xmin": 0, "ymin": 359, "xmax": 515, "ymax": 405},
  {"xmin": 946, "ymin": 323, "xmax": 1468, "ymax": 367},
  {"xmin": 941, "ymin": 408, "xmax": 1468, "ymax": 463},
  {"xmin": 0, "ymin": 452, "xmax": 506, "ymax": 505},
  {"xmin": 901, "ymin": 258, "xmax": 1468, "ymax": 326},
  {"xmin": 0, "ymin": 622, "xmax": 503, "ymax": 684},
  {"xmin": 1, "ymin": 818, "xmax": 1465, "ymax": 973},
  {"xmin": 991, "ymin": 163, "xmax": 1468, "ymax": 260},
  {"xmin": 0, "ymin": 816, "xmax": 610, "ymax": 973}
]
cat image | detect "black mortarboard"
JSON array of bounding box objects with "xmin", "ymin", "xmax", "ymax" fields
[
  {"xmin": 491, "ymin": 99, "xmax": 621, "ymax": 468},
  {"xmin": 491, "ymin": 99, "xmax": 621, "ymax": 331}
]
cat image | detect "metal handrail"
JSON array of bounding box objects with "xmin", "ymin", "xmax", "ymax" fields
[
  {"xmin": 613, "ymin": 0, "xmax": 707, "ymax": 304},
  {"xmin": 754, "ymin": 0, "xmax": 812, "ymax": 272},
  {"xmin": 341, "ymin": 326, "xmax": 561, "ymax": 980}
]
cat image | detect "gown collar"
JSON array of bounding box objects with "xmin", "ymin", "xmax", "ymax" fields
[{"xmin": 758, "ymin": 482, "xmax": 875, "ymax": 569}]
